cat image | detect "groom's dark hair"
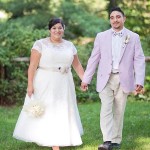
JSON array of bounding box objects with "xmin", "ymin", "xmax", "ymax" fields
[{"xmin": 109, "ymin": 7, "xmax": 125, "ymax": 17}]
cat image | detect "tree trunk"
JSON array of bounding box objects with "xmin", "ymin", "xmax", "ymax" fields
[{"xmin": 0, "ymin": 64, "xmax": 5, "ymax": 79}]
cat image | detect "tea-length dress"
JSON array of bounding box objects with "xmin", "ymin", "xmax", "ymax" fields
[{"xmin": 13, "ymin": 37, "xmax": 83, "ymax": 147}]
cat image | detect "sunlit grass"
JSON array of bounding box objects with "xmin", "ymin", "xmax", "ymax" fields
[
  {"xmin": 135, "ymin": 137, "xmax": 150, "ymax": 150},
  {"xmin": 0, "ymin": 99, "xmax": 150, "ymax": 150}
]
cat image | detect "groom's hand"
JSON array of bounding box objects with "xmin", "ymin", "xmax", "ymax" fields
[
  {"xmin": 134, "ymin": 84, "xmax": 144, "ymax": 95},
  {"xmin": 80, "ymin": 82, "xmax": 88, "ymax": 91}
]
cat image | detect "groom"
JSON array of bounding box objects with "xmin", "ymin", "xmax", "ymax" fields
[{"xmin": 81, "ymin": 7, "xmax": 145, "ymax": 150}]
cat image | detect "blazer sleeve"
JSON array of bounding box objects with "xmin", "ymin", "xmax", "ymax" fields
[
  {"xmin": 134, "ymin": 34, "xmax": 145, "ymax": 86},
  {"xmin": 82, "ymin": 33, "xmax": 101, "ymax": 84}
]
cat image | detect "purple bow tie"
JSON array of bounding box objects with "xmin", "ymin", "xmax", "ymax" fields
[{"xmin": 113, "ymin": 31, "xmax": 123, "ymax": 37}]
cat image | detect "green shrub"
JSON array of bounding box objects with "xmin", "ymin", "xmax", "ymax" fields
[
  {"xmin": 0, "ymin": 21, "xmax": 48, "ymax": 105},
  {"xmin": 0, "ymin": 17, "xmax": 149, "ymax": 105}
]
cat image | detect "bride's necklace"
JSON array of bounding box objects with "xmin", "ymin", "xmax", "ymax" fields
[
  {"xmin": 50, "ymin": 38, "xmax": 63, "ymax": 45},
  {"xmin": 49, "ymin": 38, "xmax": 65, "ymax": 50}
]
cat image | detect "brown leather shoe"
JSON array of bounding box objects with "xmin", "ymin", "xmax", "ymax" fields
[{"xmin": 98, "ymin": 141, "xmax": 112, "ymax": 150}]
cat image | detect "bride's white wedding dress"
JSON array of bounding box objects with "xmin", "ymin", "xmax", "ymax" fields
[{"xmin": 13, "ymin": 37, "xmax": 83, "ymax": 147}]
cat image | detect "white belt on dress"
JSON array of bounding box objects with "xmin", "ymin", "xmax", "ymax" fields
[{"xmin": 39, "ymin": 66, "xmax": 71, "ymax": 74}]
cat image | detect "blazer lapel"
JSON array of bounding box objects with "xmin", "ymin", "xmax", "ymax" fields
[
  {"xmin": 107, "ymin": 29, "xmax": 113, "ymax": 61},
  {"xmin": 119, "ymin": 28, "xmax": 129, "ymax": 63}
]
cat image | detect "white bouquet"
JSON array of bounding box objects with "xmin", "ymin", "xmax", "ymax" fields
[{"xmin": 23, "ymin": 96, "xmax": 45, "ymax": 118}]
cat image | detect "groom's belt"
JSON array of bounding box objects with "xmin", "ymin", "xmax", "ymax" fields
[
  {"xmin": 111, "ymin": 69, "xmax": 119, "ymax": 74},
  {"xmin": 112, "ymin": 71, "xmax": 119, "ymax": 74}
]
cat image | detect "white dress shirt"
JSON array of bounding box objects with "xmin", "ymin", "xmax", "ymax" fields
[{"xmin": 112, "ymin": 28, "xmax": 124, "ymax": 72}]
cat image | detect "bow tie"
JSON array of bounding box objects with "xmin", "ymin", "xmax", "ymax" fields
[{"xmin": 113, "ymin": 31, "xmax": 123, "ymax": 37}]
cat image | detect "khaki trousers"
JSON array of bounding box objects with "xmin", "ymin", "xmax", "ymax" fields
[{"xmin": 99, "ymin": 73, "xmax": 128, "ymax": 143}]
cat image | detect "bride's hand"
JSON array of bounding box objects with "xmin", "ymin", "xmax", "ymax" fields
[{"xmin": 27, "ymin": 85, "xmax": 34, "ymax": 97}]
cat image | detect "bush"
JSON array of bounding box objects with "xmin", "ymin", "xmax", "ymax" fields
[
  {"xmin": 0, "ymin": 64, "xmax": 27, "ymax": 105},
  {"xmin": 0, "ymin": 21, "xmax": 48, "ymax": 105},
  {"xmin": 0, "ymin": 16, "xmax": 108, "ymax": 105},
  {"xmin": 0, "ymin": 14, "xmax": 149, "ymax": 105}
]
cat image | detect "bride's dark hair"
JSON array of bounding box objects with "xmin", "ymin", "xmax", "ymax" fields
[{"xmin": 48, "ymin": 18, "xmax": 65, "ymax": 30}]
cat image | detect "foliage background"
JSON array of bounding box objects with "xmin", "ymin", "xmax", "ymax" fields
[{"xmin": 0, "ymin": 0, "xmax": 150, "ymax": 105}]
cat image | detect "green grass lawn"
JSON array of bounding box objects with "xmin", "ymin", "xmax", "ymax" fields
[{"xmin": 0, "ymin": 99, "xmax": 150, "ymax": 150}]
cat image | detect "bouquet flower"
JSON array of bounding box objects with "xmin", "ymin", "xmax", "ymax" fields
[{"xmin": 23, "ymin": 98, "xmax": 45, "ymax": 118}]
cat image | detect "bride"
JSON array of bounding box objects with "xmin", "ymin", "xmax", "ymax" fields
[{"xmin": 13, "ymin": 18, "xmax": 87, "ymax": 150}]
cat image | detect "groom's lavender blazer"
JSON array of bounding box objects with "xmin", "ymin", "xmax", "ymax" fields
[{"xmin": 82, "ymin": 28, "xmax": 145, "ymax": 93}]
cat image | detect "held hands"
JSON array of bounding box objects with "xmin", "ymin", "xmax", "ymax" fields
[
  {"xmin": 80, "ymin": 82, "xmax": 88, "ymax": 92},
  {"xmin": 133, "ymin": 84, "xmax": 144, "ymax": 95}
]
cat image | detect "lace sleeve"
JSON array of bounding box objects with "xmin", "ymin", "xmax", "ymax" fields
[{"xmin": 31, "ymin": 40, "xmax": 42, "ymax": 53}]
